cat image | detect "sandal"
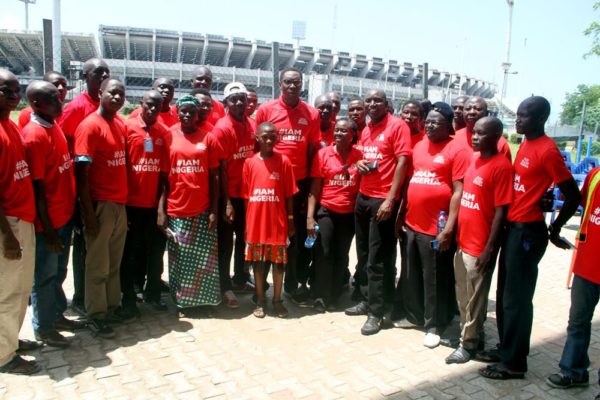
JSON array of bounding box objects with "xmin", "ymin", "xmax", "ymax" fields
[
  {"xmin": 476, "ymin": 347, "xmax": 501, "ymax": 363},
  {"xmin": 272, "ymin": 300, "xmax": 288, "ymax": 318},
  {"xmin": 253, "ymin": 304, "xmax": 266, "ymax": 319},
  {"xmin": 479, "ymin": 364, "xmax": 524, "ymax": 380},
  {"xmin": 0, "ymin": 355, "xmax": 41, "ymax": 375}
]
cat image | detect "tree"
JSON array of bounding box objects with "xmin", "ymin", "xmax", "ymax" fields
[
  {"xmin": 584, "ymin": 2, "xmax": 600, "ymax": 58},
  {"xmin": 560, "ymin": 84, "xmax": 600, "ymax": 133}
]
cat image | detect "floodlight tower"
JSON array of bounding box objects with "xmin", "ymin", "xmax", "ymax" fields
[
  {"xmin": 292, "ymin": 20, "xmax": 306, "ymax": 47},
  {"xmin": 499, "ymin": 0, "xmax": 514, "ymax": 120},
  {"xmin": 18, "ymin": 0, "xmax": 36, "ymax": 31}
]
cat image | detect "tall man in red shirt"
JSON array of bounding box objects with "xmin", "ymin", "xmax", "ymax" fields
[
  {"xmin": 129, "ymin": 78, "xmax": 178, "ymax": 128},
  {"xmin": 185, "ymin": 66, "xmax": 225, "ymax": 126},
  {"xmin": 452, "ymin": 95, "xmax": 469, "ymax": 132},
  {"xmin": 74, "ymin": 78, "xmax": 128, "ymax": 338},
  {"xmin": 255, "ymin": 67, "xmax": 321, "ymax": 304},
  {"xmin": 326, "ymin": 91, "xmax": 341, "ymax": 121},
  {"xmin": 445, "ymin": 116, "xmax": 513, "ymax": 364},
  {"xmin": 18, "ymin": 71, "xmax": 68, "ymax": 129},
  {"xmin": 345, "ymin": 89, "xmax": 411, "ymax": 335},
  {"xmin": 547, "ymin": 167, "xmax": 600, "ymax": 393},
  {"xmin": 213, "ymin": 82, "xmax": 256, "ymax": 306},
  {"xmin": 347, "ymin": 97, "xmax": 366, "ymax": 133},
  {"xmin": 120, "ymin": 90, "xmax": 170, "ymax": 315},
  {"xmin": 479, "ymin": 96, "xmax": 582, "ymax": 380},
  {"xmin": 0, "ymin": 69, "xmax": 39, "ymax": 375},
  {"xmin": 23, "ymin": 82, "xmax": 83, "ymax": 349},
  {"xmin": 59, "ymin": 57, "xmax": 110, "ymax": 316}
]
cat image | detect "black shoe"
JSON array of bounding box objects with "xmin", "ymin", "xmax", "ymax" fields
[
  {"xmin": 292, "ymin": 285, "xmax": 311, "ymax": 307},
  {"xmin": 88, "ymin": 319, "xmax": 115, "ymax": 339},
  {"xmin": 361, "ymin": 315, "xmax": 382, "ymax": 335},
  {"xmin": 70, "ymin": 301, "xmax": 86, "ymax": 317},
  {"xmin": 107, "ymin": 307, "xmax": 137, "ymax": 324},
  {"xmin": 17, "ymin": 339, "xmax": 43, "ymax": 352},
  {"xmin": 546, "ymin": 373, "xmax": 589, "ymax": 389},
  {"xmin": 145, "ymin": 298, "xmax": 168, "ymax": 311},
  {"xmin": 54, "ymin": 316, "xmax": 87, "ymax": 331},
  {"xmin": 313, "ymin": 298, "xmax": 326, "ymax": 313},
  {"xmin": 160, "ymin": 280, "xmax": 170, "ymax": 293},
  {"xmin": 35, "ymin": 330, "xmax": 70, "ymax": 348},
  {"xmin": 445, "ymin": 347, "xmax": 475, "ymax": 364},
  {"xmin": 345, "ymin": 301, "xmax": 368, "ymax": 316},
  {"xmin": 439, "ymin": 338, "xmax": 460, "ymax": 349}
]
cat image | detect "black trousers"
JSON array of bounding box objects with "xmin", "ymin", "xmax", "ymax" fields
[
  {"xmin": 120, "ymin": 206, "xmax": 166, "ymax": 306},
  {"xmin": 71, "ymin": 207, "xmax": 86, "ymax": 308},
  {"xmin": 497, "ymin": 221, "xmax": 548, "ymax": 372},
  {"xmin": 313, "ymin": 206, "xmax": 355, "ymax": 303},
  {"xmin": 217, "ymin": 197, "xmax": 249, "ymax": 291},
  {"xmin": 398, "ymin": 226, "xmax": 456, "ymax": 331},
  {"xmin": 354, "ymin": 193, "xmax": 398, "ymax": 318},
  {"xmin": 284, "ymin": 179, "xmax": 312, "ymax": 293}
]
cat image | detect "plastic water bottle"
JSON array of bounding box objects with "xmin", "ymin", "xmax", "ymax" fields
[
  {"xmin": 431, "ymin": 211, "xmax": 447, "ymax": 250},
  {"xmin": 304, "ymin": 225, "xmax": 320, "ymax": 248}
]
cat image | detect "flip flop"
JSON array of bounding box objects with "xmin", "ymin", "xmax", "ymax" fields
[
  {"xmin": 479, "ymin": 364, "xmax": 524, "ymax": 380},
  {"xmin": 253, "ymin": 304, "xmax": 266, "ymax": 319},
  {"xmin": 272, "ymin": 300, "xmax": 288, "ymax": 318}
]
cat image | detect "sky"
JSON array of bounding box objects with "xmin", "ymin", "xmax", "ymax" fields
[{"xmin": 2, "ymin": 0, "xmax": 600, "ymax": 123}]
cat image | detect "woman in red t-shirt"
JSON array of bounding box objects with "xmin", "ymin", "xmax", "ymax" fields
[
  {"xmin": 242, "ymin": 122, "xmax": 297, "ymax": 318},
  {"xmin": 307, "ymin": 118, "xmax": 362, "ymax": 311},
  {"xmin": 160, "ymin": 95, "xmax": 221, "ymax": 312}
]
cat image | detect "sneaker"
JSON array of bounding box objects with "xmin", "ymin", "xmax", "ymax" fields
[
  {"xmin": 439, "ymin": 338, "xmax": 461, "ymax": 349},
  {"xmin": 160, "ymin": 280, "xmax": 170, "ymax": 293},
  {"xmin": 313, "ymin": 298, "xmax": 326, "ymax": 313},
  {"xmin": 292, "ymin": 285, "xmax": 311, "ymax": 307},
  {"xmin": 546, "ymin": 372, "xmax": 589, "ymax": 389},
  {"xmin": 424, "ymin": 330, "xmax": 441, "ymax": 348},
  {"xmin": 70, "ymin": 301, "xmax": 86, "ymax": 317},
  {"xmin": 0, "ymin": 355, "xmax": 41, "ymax": 375},
  {"xmin": 232, "ymin": 281, "xmax": 256, "ymax": 293},
  {"xmin": 445, "ymin": 346, "xmax": 475, "ymax": 364},
  {"xmin": 145, "ymin": 298, "xmax": 168, "ymax": 311},
  {"xmin": 34, "ymin": 330, "xmax": 70, "ymax": 348},
  {"xmin": 88, "ymin": 319, "xmax": 115, "ymax": 339},
  {"xmin": 361, "ymin": 315, "xmax": 382, "ymax": 336},
  {"xmin": 54, "ymin": 316, "xmax": 87, "ymax": 331},
  {"xmin": 223, "ymin": 290, "xmax": 240, "ymax": 309},
  {"xmin": 107, "ymin": 307, "xmax": 137, "ymax": 324},
  {"xmin": 345, "ymin": 301, "xmax": 368, "ymax": 316},
  {"xmin": 392, "ymin": 318, "xmax": 419, "ymax": 329}
]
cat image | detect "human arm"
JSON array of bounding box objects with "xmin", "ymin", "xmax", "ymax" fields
[
  {"xmin": 307, "ymin": 178, "xmax": 323, "ymax": 237},
  {"xmin": 75, "ymin": 162, "xmax": 99, "ymax": 236},
  {"xmin": 476, "ymin": 204, "xmax": 508, "ymax": 274},
  {"xmin": 377, "ymin": 155, "xmax": 409, "ymax": 222},
  {"xmin": 0, "ymin": 205, "xmax": 22, "ymax": 260},
  {"xmin": 287, "ymin": 197, "xmax": 295, "ymax": 238},
  {"xmin": 208, "ymin": 167, "xmax": 219, "ymax": 231},
  {"xmin": 436, "ymin": 180, "xmax": 463, "ymax": 251},
  {"xmin": 219, "ymin": 159, "xmax": 234, "ymax": 224},
  {"xmin": 156, "ymin": 172, "xmax": 169, "ymax": 234},
  {"xmin": 548, "ymin": 177, "xmax": 582, "ymax": 249},
  {"xmin": 33, "ymin": 180, "xmax": 63, "ymax": 253}
]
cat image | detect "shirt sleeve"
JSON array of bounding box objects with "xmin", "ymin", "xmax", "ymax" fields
[
  {"xmin": 493, "ymin": 161, "xmax": 514, "ymax": 207},
  {"xmin": 255, "ymin": 105, "xmax": 266, "ymax": 126},
  {"xmin": 498, "ymin": 136, "xmax": 512, "ymax": 162},
  {"xmin": 451, "ymin": 147, "xmax": 471, "ymax": 181},
  {"xmin": 18, "ymin": 108, "xmax": 31, "ymax": 129},
  {"xmin": 206, "ymin": 133, "xmax": 221, "ymax": 169},
  {"xmin": 22, "ymin": 125, "xmax": 47, "ymax": 181},
  {"xmin": 241, "ymin": 159, "xmax": 250, "ymax": 199},
  {"xmin": 542, "ymin": 144, "xmax": 573, "ymax": 185},
  {"xmin": 211, "ymin": 124, "xmax": 230, "ymax": 161},
  {"xmin": 306, "ymin": 108, "xmax": 322, "ymax": 145},
  {"xmin": 310, "ymin": 149, "xmax": 324, "ymax": 178},
  {"xmin": 74, "ymin": 119, "xmax": 97, "ymax": 162},
  {"xmin": 283, "ymin": 156, "xmax": 299, "ymax": 198},
  {"xmin": 58, "ymin": 101, "xmax": 82, "ymax": 137},
  {"xmin": 392, "ymin": 119, "xmax": 412, "ymax": 158}
]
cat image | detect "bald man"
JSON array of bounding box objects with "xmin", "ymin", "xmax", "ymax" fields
[
  {"xmin": 18, "ymin": 71, "xmax": 68, "ymax": 129},
  {"xmin": 0, "ymin": 69, "xmax": 39, "ymax": 374},
  {"xmin": 129, "ymin": 77, "xmax": 178, "ymax": 127}
]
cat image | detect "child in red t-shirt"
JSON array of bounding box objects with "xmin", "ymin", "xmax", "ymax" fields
[{"xmin": 242, "ymin": 122, "xmax": 297, "ymax": 318}]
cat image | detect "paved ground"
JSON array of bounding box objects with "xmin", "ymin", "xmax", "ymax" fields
[{"xmin": 1, "ymin": 217, "xmax": 599, "ymax": 399}]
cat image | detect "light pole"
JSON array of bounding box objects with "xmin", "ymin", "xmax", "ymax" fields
[
  {"xmin": 18, "ymin": 0, "xmax": 37, "ymax": 31},
  {"xmin": 499, "ymin": 0, "xmax": 514, "ymax": 121}
]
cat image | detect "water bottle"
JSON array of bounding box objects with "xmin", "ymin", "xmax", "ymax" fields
[
  {"xmin": 304, "ymin": 225, "xmax": 320, "ymax": 248},
  {"xmin": 431, "ymin": 211, "xmax": 447, "ymax": 250}
]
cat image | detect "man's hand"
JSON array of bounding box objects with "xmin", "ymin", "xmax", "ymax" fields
[
  {"xmin": 475, "ymin": 248, "xmax": 494, "ymax": 275},
  {"xmin": 288, "ymin": 220, "xmax": 296, "ymax": 238},
  {"xmin": 157, "ymin": 209, "xmax": 168, "ymax": 235},
  {"xmin": 2, "ymin": 233, "xmax": 22, "ymax": 260},
  {"xmin": 356, "ymin": 160, "xmax": 371, "ymax": 175},
  {"xmin": 44, "ymin": 229, "xmax": 64, "ymax": 254},
  {"xmin": 548, "ymin": 224, "xmax": 571, "ymax": 249},
  {"xmin": 307, "ymin": 216, "xmax": 317, "ymax": 237},
  {"xmin": 224, "ymin": 202, "xmax": 235, "ymax": 224},
  {"xmin": 83, "ymin": 213, "xmax": 100, "ymax": 237},
  {"xmin": 207, "ymin": 212, "xmax": 217, "ymax": 231},
  {"xmin": 436, "ymin": 229, "xmax": 453, "ymax": 252},
  {"xmin": 376, "ymin": 199, "xmax": 393, "ymax": 222}
]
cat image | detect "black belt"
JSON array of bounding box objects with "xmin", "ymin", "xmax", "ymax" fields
[{"xmin": 508, "ymin": 221, "xmax": 547, "ymax": 229}]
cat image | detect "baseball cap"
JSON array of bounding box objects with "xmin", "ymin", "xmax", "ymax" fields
[{"xmin": 224, "ymin": 82, "xmax": 248, "ymax": 99}]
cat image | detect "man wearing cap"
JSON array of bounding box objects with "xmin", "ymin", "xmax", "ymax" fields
[
  {"xmin": 213, "ymin": 82, "xmax": 256, "ymax": 307},
  {"xmin": 393, "ymin": 102, "xmax": 470, "ymax": 348}
]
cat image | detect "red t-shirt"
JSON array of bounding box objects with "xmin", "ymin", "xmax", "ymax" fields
[
  {"xmin": 310, "ymin": 145, "xmax": 362, "ymax": 214},
  {"xmin": 18, "ymin": 106, "xmax": 33, "ymax": 130},
  {"xmin": 405, "ymin": 136, "xmax": 470, "ymax": 236},
  {"xmin": 0, "ymin": 120, "xmax": 35, "ymax": 223},
  {"xmin": 212, "ymin": 114, "xmax": 256, "ymax": 198},
  {"xmin": 255, "ymin": 97, "xmax": 321, "ymax": 181},
  {"xmin": 74, "ymin": 113, "xmax": 128, "ymax": 204},
  {"xmin": 457, "ymin": 153, "xmax": 514, "ymax": 257},
  {"xmin": 170, "ymin": 98, "xmax": 224, "ymax": 128},
  {"xmin": 125, "ymin": 116, "xmax": 170, "ymax": 208},
  {"xmin": 410, "ymin": 130, "xmax": 425, "ymax": 149},
  {"xmin": 58, "ymin": 92, "xmax": 99, "ymax": 155},
  {"xmin": 320, "ymin": 121, "xmax": 335, "ymax": 147},
  {"xmin": 128, "ymin": 107, "xmax": 179, "ymax": 128},
  {"xmin": 574, "ymin": 168, "xmax": 600, "ymax": 284},
  {"xmin": 454, "ymin": 127, "xmax": 512, "ymax": 161},
  {"xmin": 507, "ymin": 135, "xmax": 573, "ymax": 222},
  {"xmin": 22, "ymin": 119, "xmax": 75, "ymax": 231},
  {"xmin": 165, "ymin": 125, "xmax": 220, "ymax": 217},
  {"xmin": 242, "ymin": 153, "xmax": 298, "ymax": 245},
  {"xmin": 357, "ymin": 114, "xmax": 412, "ymax": 199}
]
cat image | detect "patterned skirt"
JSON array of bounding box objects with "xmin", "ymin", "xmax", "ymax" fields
[
  {"xmin": 167, "ymin": 212, "xmax": 221, "ymax": 308},
  {"xmin": 244, "ymin": 242, "xmax": 287, "ymax": 266}
]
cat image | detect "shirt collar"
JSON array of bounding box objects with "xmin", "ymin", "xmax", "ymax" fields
[{"xmin": 31, "ymin": 113, "xmax": 54, "ymax": 128}]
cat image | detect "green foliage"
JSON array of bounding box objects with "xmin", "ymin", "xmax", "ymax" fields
[
  {"xmin": 584, "ymin": 2, "xmax": 600, "ymax": 58},
  {"xmin": 508, "ymin": 134, "xmax": 521, "ymax": 144},
  {"xmin": 560, "ymin": 84, "xmax": 600, "ymax": 132},
  {"xmin": 580, "ymin": 140, "xmax": 600, "ymax": 156},
  {"xmin": 555, "ymin": 141, "xmax": 568, "ymax": 150},
  {"xmin": 502, "ymin": 133, "xmax": 508, "ymax": 140},
  {"xmin": 119, "ymin": 101, "xmax": 138, "ymax": 116},
  {"xmin": 15, "ymin": 100, "xmax": 28, "ymax": 111}
]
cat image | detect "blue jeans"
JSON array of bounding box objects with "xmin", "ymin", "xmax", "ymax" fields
[
  {"xmin": 31, "ymin": 222, "xmax": 73, "ymax": 334},
  {"xmin": 558, "ymin": 274, "xmax": 600, "ymax": 381}
]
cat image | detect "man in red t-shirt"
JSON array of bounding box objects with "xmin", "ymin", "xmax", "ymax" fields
[
  {"xmin": 445, "ymin": 117, "xmax": 513, "ymax": 364},
  {"xmin": 547, "ymin": 167, "xmax": 600, "ymax": 392},
  {"xmin": 23, "ymin": 81, "xmax": 82, "ymax": 349},
  {"xmin": 479, "ymin": 96, "xmax": 582, "ymax": 380},
  {"xmin": 214, "ymin": 82, "xmax": 256, "ymax": 305},
  {"xmin": 452, "ymin": 95, "xmax": 468, "ymax": 132},
  {"xmin": 128, "ymin": 78, "xmax": 178, "ymax": 128},
  {"xmin": 0, "ymin": 69, "xmax": 39, "ymax": 375},
  {"xmin": 255, "ymin": 67, "xmax": 321, "ymax": 303},
  {"xmin": 191, "ymin": 87, "xmax": 216, "ymax": 132},
  {"xmin": 246, "ymin": 87, "xmax": 258, "ymax": 120},
  {"xmin": 18, "ymin": 71, "xmax": 68, "ymax": 129},
  {"xmin": 454, "ymin": 97, "xmax": 511, "ymax": 161},
  {"xmin": 326, "ymin": 91, "xmax": 341, "ymax": 121},
  {"xmin": 59, "ymin": 57, "xmax": 110, "ymax": 316},
  {"xmin": 393, "ymin": 102, "xmax": 470, "ymax": 347},
  {"xmin": 345, "ymin": 89, "xmax": 411, "ymax": 336},
  {"xmin": 120, "ymin": 90, "xmax": 170, "ymax": 316},
  {"xmin": 74, "ymin": 78, "xmax": 128, "ymax": 339},
  {"xmin": 315, "ymin": 94, "xmax": 334, "ymax": 147},
  {"xmin": 348, "ymin": 97, "xmax": 366, "ymax": 133}
]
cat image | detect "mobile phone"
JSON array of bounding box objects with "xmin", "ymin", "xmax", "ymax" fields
[
  {"xmin": 365, "ymin": 160, "xmax": 378, "ymax": 170},
  {"xmin": 430, "ymin": 240, "xmax": 438, "ymax": 250}
]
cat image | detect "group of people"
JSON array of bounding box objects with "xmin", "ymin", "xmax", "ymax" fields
[{"xmin": 0, "ymin": 57, "xmax": 598, "ymax": 400}]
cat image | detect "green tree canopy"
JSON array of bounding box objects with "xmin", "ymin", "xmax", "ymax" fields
[
  {"xmin": 585, "ymin": 2, "xmax": 600, "ymax": 58},
  {"xmin": 560, "ymin": 84, "xmax": 600, "ymax": 132}
]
